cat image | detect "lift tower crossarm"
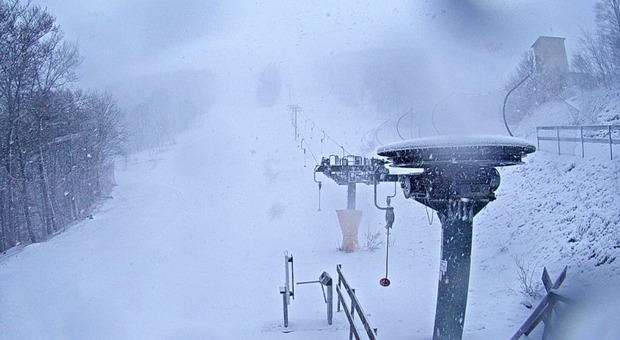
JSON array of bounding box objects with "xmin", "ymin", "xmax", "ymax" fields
[{"xmin": 314, "ymin": 155, "xmax": 397, "ymax": 186}]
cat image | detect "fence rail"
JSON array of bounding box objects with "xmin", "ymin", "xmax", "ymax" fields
[
  {"xmin": 336, "ymin": 264, "xmax": 378, "ymax": 340},
  {"xmin": 536, "ymin": 125, "xmax": 620, "ymax": 159}
]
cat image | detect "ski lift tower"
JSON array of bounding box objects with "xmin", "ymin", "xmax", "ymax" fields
[
  {"xmin": 377, "ymin": 135, "xmax": 535, "ymax": 340},
  {"xmin": 314, "ymin": 155, "xmax": 395, "ymax": 252}
]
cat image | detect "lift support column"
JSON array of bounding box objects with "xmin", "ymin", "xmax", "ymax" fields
[
  {"xmin": 378, "ymin": 136, "xmax": 535, "ymax": 340},
  {"xmin": 347, "ymin": 183, "xmax": 356, "ymax": 210},
  {"xmin": 315, "ymin": 156, "xmax": 392, "ymax": 253}
]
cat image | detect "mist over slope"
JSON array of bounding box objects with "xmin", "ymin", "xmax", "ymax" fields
[
  {"xmin": 0, "ymin": 79, "xmax": 619, "ymax": 338},
  {"xmin": 1, "ymin": 0, "xmax": 616, "ymax": 338}
]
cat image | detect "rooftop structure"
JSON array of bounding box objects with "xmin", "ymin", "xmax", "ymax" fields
[{"xmin": 531, "ymin": 36, "xmax": 569, "ymax": 74}]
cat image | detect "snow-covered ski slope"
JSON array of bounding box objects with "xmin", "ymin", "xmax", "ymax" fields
[{"xmin": 1, "ymin": 96, "xmax": 619, "ymax": 339}]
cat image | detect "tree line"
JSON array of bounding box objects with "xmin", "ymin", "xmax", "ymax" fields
[{"xmin": 0, "ymin": 0, "xmax": 124, "ymax": 252}]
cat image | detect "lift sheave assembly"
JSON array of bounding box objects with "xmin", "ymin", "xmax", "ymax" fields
[{"xmin": 315, "ymin": 135, "xmax": 535, "ymax": 340}]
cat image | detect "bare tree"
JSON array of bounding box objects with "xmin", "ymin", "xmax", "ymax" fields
[
  {"xmin": 573, "ymin": 0, "xmax": 620, "ymax": 87},
  {"xmin": 0, "ymin": 0, "xmax": 124, "ymax": 251},
  {"xmin": 0, "ymin": 1, "xmax": 63, "ymax": 243}
]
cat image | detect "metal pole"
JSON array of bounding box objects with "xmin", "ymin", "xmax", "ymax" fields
[
  {"xmin": 580, "ymin": 126, "xmax": 584, "ymax": 158},
  {"xmin": 432, "ymin": 202, "xmax": 476, "ymax": 340},
  {"xmin": 285, "ymin": 255, "xmax": 290, "ymax": 303},
  {"xmin": 282, "ymin": 289, "xmax": 289, "ymax": 327},
  {"xmin": 537, "ymin": 127, "xmax": 540, "ymax": 151},
  {"xmin": 290, "ymin": 255, "xmax": 295, "ymax": 299},
  {"xmin": 318, "ymin": 182, "xmax": 322, "ymax": 211},
  {"xmin": 556, "ymin": 127, "xmax": 561, "ymax": 155},
  {"xmin": 294, "ymin": 107, "xmax": 298, "ymax": 141},
  {"xmin": 347, "ymin": 183, "xmax": 356, "ymax": 210},
  {"xmin": 327, "ymin": 279, "xmax": 333, "ymax": 325},
  {"xmin": 609, "ymin": 125, "xmax": 613, "ymax": 160}
]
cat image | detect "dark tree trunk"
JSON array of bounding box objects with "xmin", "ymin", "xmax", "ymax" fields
[
  {"xmin": 20, "ymin": 179, "xmax": 36, "ymax": 244},
  {"xmin": 37, "ymin": 148, "xmax": 56, "ymax": 234}
]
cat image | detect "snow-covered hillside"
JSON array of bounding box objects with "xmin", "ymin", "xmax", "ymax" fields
[{"xmin": 1, "ymin": 89, "xmax": 619, "ymax": 339}]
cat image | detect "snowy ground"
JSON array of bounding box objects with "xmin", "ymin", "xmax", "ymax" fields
[{"xmin": 1, "ymin": 97, "xmax": 619, "ymax": 339}]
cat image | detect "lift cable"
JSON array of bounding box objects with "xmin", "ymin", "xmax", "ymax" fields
[
  {"xmin": 450, "ymin": 85, "xmax": 508, "ymax": 97},
  {"xmin": 295, "ymin": 109, "xmax": 352, "ymax": 156}
]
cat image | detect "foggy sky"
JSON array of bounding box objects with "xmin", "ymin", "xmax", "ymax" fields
[{"xmin": 35, "ymin": 0, "xmax": 597, "ymax": 106}]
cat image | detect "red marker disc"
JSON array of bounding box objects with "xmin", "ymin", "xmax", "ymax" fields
[{"xmin": 379, "ymin": 278, "xmax": 391, "ymax": 287}]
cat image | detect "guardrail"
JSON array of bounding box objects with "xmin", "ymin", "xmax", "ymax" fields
[
  {"xmin": 536, "ymin": 125, "xmax": 620, "ymax": 159},
  {"xmin": 336, "ymin": 264, "xmax": 378, "ymax": 340}
]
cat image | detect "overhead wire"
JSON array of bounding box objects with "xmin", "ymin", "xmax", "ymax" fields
[
  {"xmin": 292, "ymin": 108, "xmax": 353, "ymax": 157},
  {"xmin": 293, "ymin": 82, "xmax": 513, "ymax": 158}
]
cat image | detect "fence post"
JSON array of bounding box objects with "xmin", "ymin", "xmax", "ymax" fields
[
  {"xmin": 580, "ymin": 126, "xmax": 584, "ymax": 158},
  {"xmin": 327, "ymin": 279, "xmax": 333, "ymax": 325},
  {"xmin": 609, "ymin": 125, "xmax": 613, "ymax": 160},
  {"xmin": 317, "ymin": 271, "xmax": 333, "ymax": 326},
  {"xmin": 556, "ymin": 126, "xmax": 561, "ymax": 155}
]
